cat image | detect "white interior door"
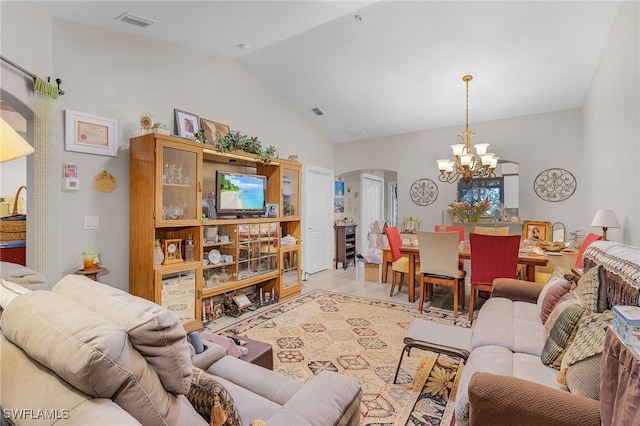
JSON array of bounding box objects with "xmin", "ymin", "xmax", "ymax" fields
[
  {"xmin": 360, "ymin": 174, "xmax": 384, "ymax": 252},
  {"xmin": 303, "ymin": 165, "xmax": 333, "ymax": 274}
]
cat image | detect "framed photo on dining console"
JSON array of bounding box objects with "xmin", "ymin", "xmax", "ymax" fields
[{"xmin": 522, "ymin": 220, "xmax": 551, "ymax": 242}]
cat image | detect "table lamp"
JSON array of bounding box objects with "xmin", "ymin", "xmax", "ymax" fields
[
  {"xmin": 1, "ymin": 117, "xmax": 34, "ymax": 163},
  {"xmin": 590, "ymin": 210, "xmax": 620, "ymax": 241}
]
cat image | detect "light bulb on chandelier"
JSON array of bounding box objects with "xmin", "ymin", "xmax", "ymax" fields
[{"xmin": 436, "ymin": 75, "xmax": 499, "ymax": 184}]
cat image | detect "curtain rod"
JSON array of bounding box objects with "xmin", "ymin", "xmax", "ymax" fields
[{"xmin": 0, "ymin": 55, "xmax": 64, "ymax": 95}]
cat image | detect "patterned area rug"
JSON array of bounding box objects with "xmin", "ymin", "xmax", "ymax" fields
[{"xmin": 210, "ymin": 290, "xmax": 470, "ymax": 425}]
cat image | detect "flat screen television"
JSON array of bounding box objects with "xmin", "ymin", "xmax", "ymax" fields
[{"xmin": 216, "ymin": 171, "xmax": 267, "ymax": 217}]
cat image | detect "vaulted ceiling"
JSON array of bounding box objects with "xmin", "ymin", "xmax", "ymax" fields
[{"xmin": 34, "ymin": 1, "xmax": 621, "ymax": 143}]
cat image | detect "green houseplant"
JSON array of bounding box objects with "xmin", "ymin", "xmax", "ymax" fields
[{"xmin": 217, "ymin": 130, "xmax": 277, "ymax": 164}]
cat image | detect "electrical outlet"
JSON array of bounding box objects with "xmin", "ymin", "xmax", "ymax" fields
[{"xmin": 84, "ymin": 216, "xmax": 99, "ymax": 229}]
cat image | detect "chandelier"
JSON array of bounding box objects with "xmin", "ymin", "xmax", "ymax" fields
[{"xmin": 436, "ymin": 75, "xmax": 499, "ymax": 184}]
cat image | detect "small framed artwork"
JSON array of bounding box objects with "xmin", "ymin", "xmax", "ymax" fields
[
  {"xmin": 200, "ymin": 118, "xmax": 230, "ymax": 145},
  {"xmin": 265, "ymin": 203, "xmax": 279, "ymax": 218},
  {"xmin": 174, "ymin": 109, "xmax": 200, "ymax": 140},
  {"xmin": 65, "ymin": 110, "xmax": 118, "ymax": 156},
  {"xmin": 522, "ymin": 220, "xmax": 551, "ymax": 242}
]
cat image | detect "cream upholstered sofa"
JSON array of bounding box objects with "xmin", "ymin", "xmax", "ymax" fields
[
  {"xmin": 0, "ymin": 273, "xmax": 361, "ymax": 426},
  {"xmin": 454, "ymin": 241, "xmax": 640, "ymax": 426}
]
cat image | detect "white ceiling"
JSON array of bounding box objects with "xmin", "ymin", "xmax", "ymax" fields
[{"xmin": 33, "ymin": 1, "xmax": 621, "ymax": 143}]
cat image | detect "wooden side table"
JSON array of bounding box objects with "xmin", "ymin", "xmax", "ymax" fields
[{"xmin": 76, "ymin": 267, "xmax": 106, "ymax": 281}]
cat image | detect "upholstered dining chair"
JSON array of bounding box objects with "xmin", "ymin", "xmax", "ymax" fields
[
  {"xmin": 384, "ymin": 226, "xmax": 410, "ymax": 297},
  {"xmin": 435, "ymin": 225, "xmax": 465, "ymax": 270},
  {"xmin": 468, "ymin": 233, "xmax": 521, "ymax": 321},
  {"xmin": 473, "ymin": 225, "xmax": 510, "ymax": 236},
  {"xmin": 417, "ymin": 231, "xmax": 466, "ymax": 317},
  {"xmin": 574, "ymin": 232, "xmax": 603, "ymax": 269}
]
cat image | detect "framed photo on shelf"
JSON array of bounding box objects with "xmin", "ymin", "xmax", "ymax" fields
[
  {"xmin": 200, "ymin": 118, "xmax": 230, "ymax": 145},
  {"xmin": 65, "ymin": 110, "xmax": 118, "ymax": 156},
  {"xmin": 522, "ymin": 220, "xmax": 551, "ymax": 242},
  {"xmin": 174, "ymin": 109, "xmax": 200, "ymax": 140},
  {"xmin": 265, "ymin": 203, "xmax": 279, "ymax": 218}
]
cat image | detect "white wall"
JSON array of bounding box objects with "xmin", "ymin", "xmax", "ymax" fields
[
  {"xmin": 335, "ymin": 109, "xmax": 586, "ymax": 237},
  {"xmin": 2, "ymin": 4, "xmax": 334, "ymax": 290},
  {"xmin": 582, "ymin": 1, "xmax": 639, "ymax": 246}
]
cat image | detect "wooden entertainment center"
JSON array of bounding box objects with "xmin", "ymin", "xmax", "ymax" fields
[{"xmin": 129, "ymin": 133, "xmax": 302, "ymax": 332}]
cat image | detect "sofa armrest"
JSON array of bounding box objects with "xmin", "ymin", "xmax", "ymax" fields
[
  {"xmin": 265, "ymin": 371, "xmax": 362, "ymax": 426},
  {"xmin": 468, "ymin": 372, "xmax": 600, "ymax": 426},
  {"xmin": 191, "ymin": 342, "xmax": 226, "ymax": 370},
  {"xmin": 491, "ymin": 278, "xmax": 544, "ymax": 303}
]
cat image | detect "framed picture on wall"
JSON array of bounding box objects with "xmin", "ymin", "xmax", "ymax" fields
[
  {"xmin": 200, "ymin": 118, "xmax": 230, "ymax": 145},
  {"xmin": 174, "ymin": 109, "xmax": 200, "ymax": 140},
  {"xmin": 522, "ymin": 220, "xmax": 551, "ymax": 242},
  {"xmin": 65, "ymin": 110, "xmax": 118, "ymax": 156}
]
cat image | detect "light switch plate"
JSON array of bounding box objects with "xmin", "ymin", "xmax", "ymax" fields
[{"xmin": 84, "ymin": 216, "xmax": 99, "ymax": 229}]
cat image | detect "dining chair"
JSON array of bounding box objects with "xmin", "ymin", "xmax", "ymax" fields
[
  {"xmin": 473, "ymin": 225, "xmax": 510, "ymax": 236},
  {"xmin": 468, "ymin": 233, "xmax": 521, "ymax": 321},
  {"xmin": 434, "ymin": 225, "xmax": 465, "ymax": 242},
  {"xmin": 417, "ymin": 231, "xmax": 466, "ymax": 317},
  {"xmin": 435, "ymin": 225, "xmax": 465, "ymax": 270},
  {"xmin": 574, "ymin": 232, "xmax": 603, "ymax": 269},
  {"xmin": 384, "ymin": 226, "xmax": 410, "ymax": 296}
]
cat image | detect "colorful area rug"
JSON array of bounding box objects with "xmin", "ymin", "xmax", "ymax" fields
[{"xmin": 211, "ymin": 290, "xmax": 470, "ymax": 425}]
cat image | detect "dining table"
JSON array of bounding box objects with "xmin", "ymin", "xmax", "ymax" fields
[{"xmin": 381, "ymin": 246, "xmax": 549, "ymax": 303}]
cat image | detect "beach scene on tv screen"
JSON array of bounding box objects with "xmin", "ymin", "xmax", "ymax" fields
[{"xmin": 219, "ymin": 174, "xmax": 265, "ymax": 210}]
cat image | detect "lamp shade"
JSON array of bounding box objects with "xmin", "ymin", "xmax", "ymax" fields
[
  {"xmin": 0, "ymin": 117, "xmax": 34, "ymax": 163},
  {"xmin": 590, "ymin": 210, "xmax": 620, "ymax": 229}
]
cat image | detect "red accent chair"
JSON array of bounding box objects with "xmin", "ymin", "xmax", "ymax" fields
[
  {"xmin": 468, "ymin": 233, "xmax": 521, "ymax": 321},
  {"xmin": 574, "ymin": 233, "xmax": 603, "ymax": 269},
  {"xmin": 384, "ymin": 227, "xmax": 410, "ymax": 297}
]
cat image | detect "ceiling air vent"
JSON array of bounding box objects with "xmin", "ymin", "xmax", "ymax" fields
[
  {"xmin": 115, "ymin": 12, "xmax": 155, "ymax": 28},
  {"xmin": 311, "ymin": 107, "xmax": 324, "ymax": 116}
]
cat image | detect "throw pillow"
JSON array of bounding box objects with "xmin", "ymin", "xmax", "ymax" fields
[
  {"xmin": 573, "ymin": 265, "xmax": 607, "ymax": 313},
  {"xmin": 550, "ymin": 266, "xmax": 580, "ymax": 287},
  {"xmin": 187, "ymin": 367, "xmax": 241, "ymax": 426},
  {"xmin": 543, "ymin": 292, "xmax": 583, "ymax": 342},
  {"xmin": 541, "ymin": 302, "xmax": 587, "ymax": 368},
  {"xmin": 557, "ymin": 310, "xmax": 613, "ymax": 399},
  {"xmin": 537, "ymin": 276, "xmax": 573, "ymax": 324}
]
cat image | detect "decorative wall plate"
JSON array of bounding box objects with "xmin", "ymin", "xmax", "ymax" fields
[
  {"xmin": 533, "ymin": 168, "xmax": 577, "ymax": 202},
  {"xmin": 409, "ymin": 178, "xmax": 438, "ymax": 206}
]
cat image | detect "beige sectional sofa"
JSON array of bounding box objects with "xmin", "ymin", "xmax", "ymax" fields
[
  {"xmin": 0, "ymin": 273, "xmax": 361, "ymax": 426},
  {"xmin": 454, "ymin": 240, "xmax": 639, "ymax": 426}
]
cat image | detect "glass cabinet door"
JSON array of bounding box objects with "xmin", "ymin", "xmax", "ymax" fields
[
  {"xmin": 282, "ymin": 164, "xmax": 300, "ymax": 217},
  {"xmin": 281, "ymin": 248, "xmax": 301, "ymax": 290},
  {"xmin": 237, "ymin": 222, "xmax": 279, "ymax": 280},
  {"xmin": 157, "ymin": 267, "xmax": 200, "ymax": 332},
  {"xmin": 157, "ymin": 141, "xmax": 201, "ymax": 225}
]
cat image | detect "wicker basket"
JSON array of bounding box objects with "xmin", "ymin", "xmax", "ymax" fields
[{"xmin": 0, "ymin": 220, "xmax": 26, "ymax": 242}]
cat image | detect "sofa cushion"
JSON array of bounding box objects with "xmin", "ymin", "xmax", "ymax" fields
[
  {"xmin": 52, "ymin": 274, "xmax": 192, "ymax": 394},
  {"xmin": 537, "ymin": 276, "xmax": 573, "ymax": 324},
  {"xmin": 558, "ymin": 310, "xmax": 613, "ymax": 399},
  {"xmin": 541, "ymin": 303, "xmax": 586, "ymax": 368},
  {"xmin": 471, "ymin": 297, "xmax": 544, "ymax": 356},
  {"xmin": 0, "ymin": 261, "xmax": 50, "ymax": 291},
  {"xmin": 0, "ymin": 336, "xmax": 141, "ymax": 426},
  {"xmin": 1, "ymin": 291, "xmax": 182, "ymax": 425},
  {"xmin": 573, "ymin": 265, "xmax": 607, "ymax": 313},
  {"xmin": 212, "ymin": 376, "xmax": 281, "ymax": 426},
  {"xmin": 187, "ymin": 367, "xmax": 241, "ymax": 426}
]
